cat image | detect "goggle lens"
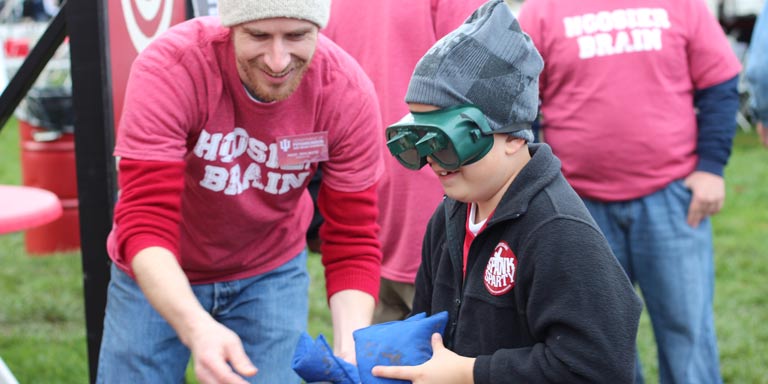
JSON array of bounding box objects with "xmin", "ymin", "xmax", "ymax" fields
[
  {"xmin": 386, "ymin": 129, "xmax": 428, "ymax": 169},
  {"xmin": 398, "ymin": 148, "xmax": 423, "ymax": 169},
  {"xmin": 431, "ymin": 140, "xmax": 460, "ymax": 169}
]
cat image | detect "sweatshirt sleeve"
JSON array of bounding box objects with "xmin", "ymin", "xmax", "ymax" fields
[
  {"xmin": 693, "ymin": 75, "xmax": 739, "ymax": 176},
  {"xmin": 317, "ymin": 181, "xmax": 382, "ymax": 300},
  {"xmin": 473, "ymin": 218, "xmax": 642, "ymax": 384},
  {"xmin": 113, "ymin": 158, "xmax": 185, "ymax": 275}
]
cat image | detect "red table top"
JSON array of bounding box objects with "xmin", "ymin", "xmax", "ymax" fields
[{"xmin": 0, "ymin": 185, "xmax": 63, "ymax": 234}]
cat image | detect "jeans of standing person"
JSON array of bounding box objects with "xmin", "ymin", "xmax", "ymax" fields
[
  {"xmin": 97, "ymin": 250, "xmax": 310, "ymax": 384},
  {"xmin": 582, "ymin": 180, "xmax": 722, "ymax": 384}
]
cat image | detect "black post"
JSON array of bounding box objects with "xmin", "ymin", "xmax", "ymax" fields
[
  {"xmin": 0, "ymin": 2, "xmax": 67, "ymax": 131},
  {"xmin": 65, "ymin": 0, "xmax": 116, "ymax": 383}
]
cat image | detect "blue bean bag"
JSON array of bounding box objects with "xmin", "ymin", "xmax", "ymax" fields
[
  {"xmin": 353, "ymin": 311, "xmax": 448, "ymax": 384},
  {"xmin": 292, "ymin": 332, "xmax": 359, "ymax": 384},
  {"xmin": 292, "ymin": 311, "xmax": 448, "ymax": 384}
]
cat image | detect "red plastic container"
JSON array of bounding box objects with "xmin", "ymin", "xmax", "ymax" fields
[
  {"xmin": 3, "ymin": 37, "xmax": 30, "ymax": 58},
  {"xmin": 19, "ymin": 120, "xmax": 80, "ymax": 255}
]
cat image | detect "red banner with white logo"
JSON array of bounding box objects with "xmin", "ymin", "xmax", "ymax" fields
[{"xmin": 107, "ymin": 0, "xmax": 186, "ymax": 132}]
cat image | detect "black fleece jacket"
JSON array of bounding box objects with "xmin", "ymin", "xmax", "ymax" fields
[{"xmin": 412, "ymin": 143, "xmax": 643, "ymax": 383}]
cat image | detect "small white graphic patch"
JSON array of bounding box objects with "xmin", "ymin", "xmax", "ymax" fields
[
  {"xmin": 279, "ymin": 138, "xmax": 291, "ymax": 152},
  {"xmin": 484, "ymin": 241, "xmax": 517, "ymax": 296},
  {"xmin": 276, "ymin": 132, "xmax": 329, "ymax": 166}
]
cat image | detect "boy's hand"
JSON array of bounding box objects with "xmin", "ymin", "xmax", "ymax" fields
[{"xmin": 371, "ymin": 333, "xmax": 475, "ymax": 384}]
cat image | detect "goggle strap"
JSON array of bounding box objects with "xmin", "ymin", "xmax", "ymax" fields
[{"xmin": 495, "ymin": 122, "xmax": 532, "ymax": 134}]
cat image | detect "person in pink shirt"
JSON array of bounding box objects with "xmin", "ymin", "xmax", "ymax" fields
[
  {"xmin": 518, "ymin": 1, "xmax": 742, "ymax": 383},
  {"xmin": 97, "ymin": 0, "xmax": 385, "ymax": 383},
  {"xmin": 321, "ymin": 0, "xmax": 486, "ymax": 323}
]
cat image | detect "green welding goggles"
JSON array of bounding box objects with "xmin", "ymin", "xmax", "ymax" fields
[{"xmin": 385, "ymin": 105, "xmax": 495, "ymax": 171}]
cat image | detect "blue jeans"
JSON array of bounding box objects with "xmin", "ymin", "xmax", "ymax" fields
[
  {"xmin": 97, "ymin": 250, "xmax": 309, "ymax": 384},
  {"xmin": 582, "ymin": 180, "xmax": 722, "ymax": 384}
]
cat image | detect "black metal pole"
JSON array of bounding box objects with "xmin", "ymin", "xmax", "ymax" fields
[
  {"xmin": 0, "ymin": 2, "xmax": 67, "ymax": 131},
  {"xmin": 65, "ymin": 0, "xmax": 116, "ymax": 382}
]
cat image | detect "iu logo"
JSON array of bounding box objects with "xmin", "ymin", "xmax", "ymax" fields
[
  {"xmin": 279, "ymin": 139, "xmax": 292, "ymax": 152},
  {"xmin": 483, "ymin": 241, "xmax": 517, "ymax": 296},
  {"xmin": 121, "ymin": 0, "xmax": 175, "ymax": 53}
]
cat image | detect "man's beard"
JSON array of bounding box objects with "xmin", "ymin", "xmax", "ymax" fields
[{"xmin": 240, "ymin": 57, "xmax": 310, "ymax": 102}]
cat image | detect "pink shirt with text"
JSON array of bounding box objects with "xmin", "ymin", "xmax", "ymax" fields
[
  {"xmin": 519, "ymin": 0, "xmax": 741, "ymax": 201},
  {"xmin": 324, "ymin": 0, "xmax": 485, "ymax": 283},
  {"xmin": 107, "ymin": 16, "xmax": 384, "ymax": 283}
]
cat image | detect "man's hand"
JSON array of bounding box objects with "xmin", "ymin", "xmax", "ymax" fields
[
  {"xmin": 757, "ymin": 122, "xmax": 768, "ymax": 148},
  {"xmin": 187, "ymin": 319, "xmax": 257, "ymax": 384},
  {"xmin": 329, "ymin": 289, "xmax": 375, "ymax": 365},
  {"xmin": 683, "ymin": 171, "xmax": 725, "ymax": 227},
  {"xmin": 371, "ymin": 333, "xmax": 475, "ymax": 384},
  {"xmin": 131, "ymin": 248, "xmax": 256, "ymax": 384}
]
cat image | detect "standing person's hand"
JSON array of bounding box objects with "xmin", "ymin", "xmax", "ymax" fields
[
  {"xmin": 187, "ymin": 318, "xmax": 258, "ymax": 384},
  {"xmin": 132, "ymin": 249, "xmax": 257, "ymax": 384},
  {"xmin": 371, "ymin": 333, "xmax": 475, "ymax": 384},
  {"xmin": 683, "ymin": 171, "xmax": 725, "ymax": 227},
  {"xmin": 757, "ymin": 122, "xmax": 768, "ymax": 148}
]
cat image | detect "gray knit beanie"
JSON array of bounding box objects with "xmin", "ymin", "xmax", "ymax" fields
[
  {"xmin": 405, "ymin": 0, "xmax": 543, "ymax": 142},
  {"xmin": 218, "ymin": 0, "xmax": 331, "ymax": 28}
]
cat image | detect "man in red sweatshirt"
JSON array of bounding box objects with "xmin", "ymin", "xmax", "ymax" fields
[{"xmin": 98, "ymin": 0, "xmax": 385, "ymax": 383}]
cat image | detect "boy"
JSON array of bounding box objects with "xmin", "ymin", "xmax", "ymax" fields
[{"xmin": 373, "ymin": 1, "xmax": 642, "ymax": 382}]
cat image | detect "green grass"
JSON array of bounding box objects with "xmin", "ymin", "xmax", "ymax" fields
[
  {"xmin": 1, "ymin": 117, "xmax": 768, "ymax": 383},
  {"xmin": 708, "ymin": 131, "xmax": 768, "ymax": 383},
  {"xmin": 0, "ymin": 118, "xmax": 89, "ymax": 382}
]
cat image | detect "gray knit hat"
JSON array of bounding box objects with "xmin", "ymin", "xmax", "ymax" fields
[
  {"xmin": 218, "ymin": 0, "xmax": 331, "ymax": 28},
  {"xmin": 405, "ymin": 0, "xmax": 543, "ymax": 142}
]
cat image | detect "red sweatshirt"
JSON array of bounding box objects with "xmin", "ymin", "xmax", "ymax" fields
[{"xmin": 106, "ymin": 16, "xmax": 385, "ymax": 299}]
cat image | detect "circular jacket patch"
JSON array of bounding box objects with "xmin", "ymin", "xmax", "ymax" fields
[{"xmin": 484, "ymin": 241, "xmax": 517, "ymax": 296}]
